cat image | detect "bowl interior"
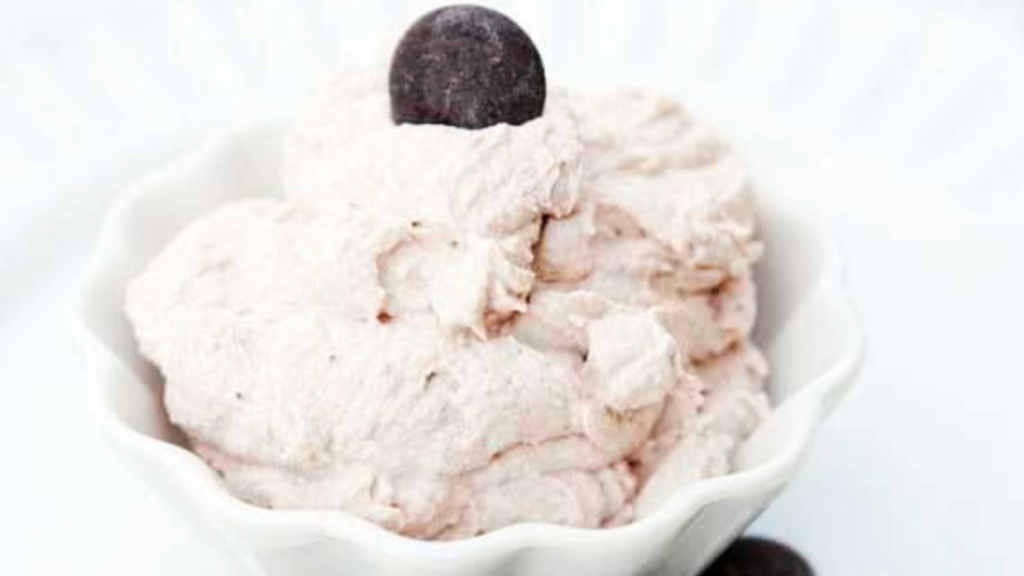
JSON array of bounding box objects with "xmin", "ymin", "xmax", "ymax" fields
[
  {"xmin": 756, "ymin": 195, "xmax": 850, "ymax": 403},
  {"xmin": 81, "ymin": 125, "xmax": 857, "ymax": 482}
]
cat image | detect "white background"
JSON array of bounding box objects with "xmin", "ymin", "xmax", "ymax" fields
[{"xmin": 1, "ymin": 1, "xmax": 1023, "ymax": 574}]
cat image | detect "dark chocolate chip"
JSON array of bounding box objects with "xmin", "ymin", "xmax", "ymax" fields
[
  {"xmin": 700, "ymin": 537, "xmax": 814, "ymax": 576},
  {"xmin": 389, "ymin": 4, "xmax": 546, "ymax": 129}
]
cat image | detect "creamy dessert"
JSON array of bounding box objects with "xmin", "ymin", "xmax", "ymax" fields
[{"xmin": 126, "ymin": 5, "xmax": 770, "ymax": 540}]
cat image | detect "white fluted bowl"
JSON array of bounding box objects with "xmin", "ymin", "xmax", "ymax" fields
[{"xmin": 75, "ymin": 124, "xmax": 863, "ymax": 576}]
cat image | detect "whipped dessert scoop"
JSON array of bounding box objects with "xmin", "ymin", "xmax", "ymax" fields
[{"xmin": 126, "ymin": 5, "xmax": 769, "ymax": 540}]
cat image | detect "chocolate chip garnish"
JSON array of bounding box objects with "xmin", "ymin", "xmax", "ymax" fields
[
  {"xmin": 701, "ymin": 538, "xmax": 814, "ymax": 576},
  {"xmin": 389, "ymin": 4, "xmax": 546, "ymax": 129}
]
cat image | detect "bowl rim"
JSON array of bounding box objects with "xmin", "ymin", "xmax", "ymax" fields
[{"xmin": 74, "ymin": 124, "xmax": 865, "ymax": 560}]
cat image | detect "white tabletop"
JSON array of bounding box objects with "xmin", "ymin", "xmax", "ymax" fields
[{"xmin": 2, "ymin": 1, "xmax": 1023, "ymax": 575}]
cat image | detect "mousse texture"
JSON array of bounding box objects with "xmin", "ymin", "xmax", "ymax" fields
[{"xmin": 126, "ymin": 70, "xmax": 769, "ymax": 539}]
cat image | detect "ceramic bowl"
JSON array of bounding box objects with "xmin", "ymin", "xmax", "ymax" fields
[{"xmin": 76, "ymin": 124, "xmax": 864, "ymax": 576}]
